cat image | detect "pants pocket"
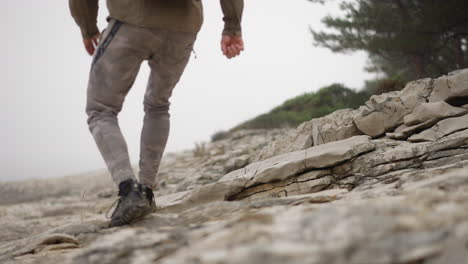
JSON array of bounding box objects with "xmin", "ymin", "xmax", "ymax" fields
[{"xmin": 92, "ymin": 19, "xmax": 123, "ymax": 66}]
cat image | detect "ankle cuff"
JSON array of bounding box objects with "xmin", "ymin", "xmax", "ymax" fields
[{"xmin": 118, "ymin": 179, "xmax": 136, "ymax": 196}]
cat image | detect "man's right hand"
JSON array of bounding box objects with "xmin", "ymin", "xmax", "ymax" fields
[
  {"xmin": 83, "ymin": 33, "xmax": 100, "ymax": 56},
  {"xmin": 221, "ymin": 35, "xmax": 244, "ymax": 59}
]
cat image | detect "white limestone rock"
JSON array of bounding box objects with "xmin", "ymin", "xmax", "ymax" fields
[
  {"xmin": 403, "ymin": 101, "xmax": 467, "ymax": 126},
  {"xmin": 408, "ymin": 115, "xmax": 468, "ymax": 142},
  {"xmin": 3, "ymin": 70, "xmax": 468, "ymax": 264},
  {"xmin": 429, "ymin": 68, "xmax": 468, "ymax": 102},
  {"xmin": 255, "ymin": 109, "xmax": 362, "ymax": 161},
  {"xmin": 354, "ymin": 78, "xmax": 432, "ymax": 137},
  {"xmin": 161, "ymin": 135, "xmax": 375, "ymax": 210}
]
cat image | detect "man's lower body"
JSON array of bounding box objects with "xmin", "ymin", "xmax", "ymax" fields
[{"xmin": 86, "ymin": 19, "xmax": 196, "ymax": 226}]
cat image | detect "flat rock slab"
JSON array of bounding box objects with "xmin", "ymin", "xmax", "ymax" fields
[
  {"xmin": 429, "ymin": 69, "xmax": 468, "ymax": 102},
  {"xmin": 387, "ymin": 119, "xmax": 440, "ymax": 140},
  {"xmin": 255, "ymin": 108, "xmax": 362, "ymax": 161},
  {"xmin": 403, "ymin": 101, "xmax": 467, "ymax": 126},
  {"xmin": 402, "ymin": 166, "xmax": 468, "ymax": 191},
  {"xmin": 159, "ymin": 136, "xmax": 375, "ymax": 211},
  {"xmin": 308, "ymin": 108, "xmax": 362, "ymax": 146},
  {"xmin": 409, "ymin": 115, "xmax": 468, "ymax": 142},
  {"xmin": 222, "ymin": 135, "xmax": 374, "ymax": 192},
  {"xmin": 92, "ymin": 186, "xmax": 468, "ymax": 264},
  {"xmin": 354, "ymin": 79, "xmax": 432, "ymax": 137},
  {"xmin": 0, "ymin": 220, "xmax": 107, "ymax": 263}
]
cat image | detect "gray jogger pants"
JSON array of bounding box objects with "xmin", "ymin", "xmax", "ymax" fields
[{"xmin": 86, "ymin": 19, "xmax": 196, "ymax": 188}]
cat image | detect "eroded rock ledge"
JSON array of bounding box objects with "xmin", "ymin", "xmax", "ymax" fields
[{"xmin": 1, "ymin": 69, "xmax": 468, "ymax": 264}]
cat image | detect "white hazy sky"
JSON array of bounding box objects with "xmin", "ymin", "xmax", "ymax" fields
[{"xmin": 1, "ymin": 0, "xmax": 373, "ymax": 182}]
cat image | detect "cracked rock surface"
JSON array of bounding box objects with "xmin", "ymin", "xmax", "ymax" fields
[{"xmin": 1, "ymin": 69, "xmax": 468, "ymax": 264}]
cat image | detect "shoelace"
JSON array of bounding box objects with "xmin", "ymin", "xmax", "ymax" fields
[
  {"xmin": 106, "ymin": 179, "xmax": 135, "ymax": 219},
  {"xmin": 105, "ymin": 190, "xmax": 155, "ymax": 219},
  {"xmin": 105, "ymin": 198, "xmax": 121, "ymax": 219},
  {"xmin": 105, "ymin": 180, "xmax": 156, "ymax": 220}
]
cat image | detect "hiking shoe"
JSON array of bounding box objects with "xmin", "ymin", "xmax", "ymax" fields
[
  {"xmin": 139, "ymin": 184, "xmax": 157, "ymax": 217},
  {"xmin": 108, "ymin": 179, "xmax": 149, "ymax": 227}
]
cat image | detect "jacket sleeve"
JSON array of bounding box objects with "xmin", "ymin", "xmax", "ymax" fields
[
  {"xmin": 69, "ymin": 0, "xmax": 99, "ymax": 39},
  {"xmin": 220, "ymin": 0, "xmax": 244, "ymax": 36}
]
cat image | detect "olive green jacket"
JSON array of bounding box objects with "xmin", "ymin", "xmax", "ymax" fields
[{"xmin": 69, "ymin": 0, "xmax": 243, "ymax": 39}]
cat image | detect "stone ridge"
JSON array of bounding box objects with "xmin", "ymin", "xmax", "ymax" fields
[
  {"xmin": 1, "ymin": 69, "xmax": 468, "ymax": 264},
  {"xmin": 256, "ymin": 69, "xmax": 468, "ymax": 160}
]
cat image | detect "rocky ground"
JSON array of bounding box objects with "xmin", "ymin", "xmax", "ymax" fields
[{"xmin": 1, "ymin": 69, "xmax": 468, "ymax": 264}]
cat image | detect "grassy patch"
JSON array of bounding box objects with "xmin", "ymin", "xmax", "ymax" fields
[{"xmin": 231, "ymin": 84, "xmax": 370, "ymax": 131}]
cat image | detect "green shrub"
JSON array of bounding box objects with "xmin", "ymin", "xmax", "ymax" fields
[
  {"xmin": 232, "ymin": 84, "xmax": 370, "ymax": 131},
  {"xmin": 363, "ymin": 76, "xmax": 406, "ymax": 96},
  {"xmin": 211, "ymin": 130, "xmax": 231, "ymax": 142}
]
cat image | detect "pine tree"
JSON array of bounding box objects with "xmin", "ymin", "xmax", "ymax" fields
[{"xmin": 310, "ymin": 0, "xmax": 468, "ymax": 81}]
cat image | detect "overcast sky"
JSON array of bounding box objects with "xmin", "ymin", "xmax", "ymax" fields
[{"xmin": 1, "ymin": 0, "xmax": 373, "ymax": 182}]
